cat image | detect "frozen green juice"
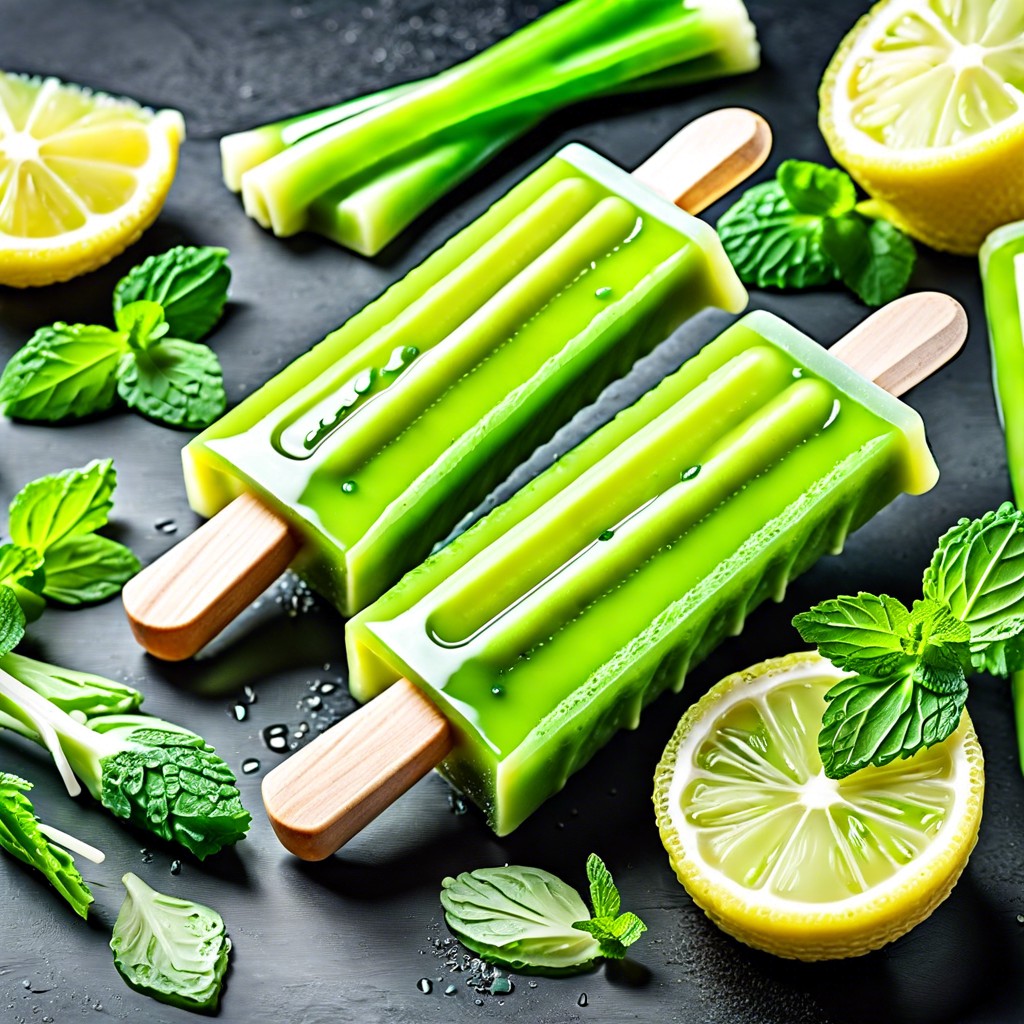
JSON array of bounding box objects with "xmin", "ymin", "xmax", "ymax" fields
[
  {"xmin": 183, "ymin": 143, "xmax": 744, "ymax": 614},
  {"xmin": 347, "ymin": 311, "xmax": 939, "ymax": 835}
]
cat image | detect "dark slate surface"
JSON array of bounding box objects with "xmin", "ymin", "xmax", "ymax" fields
[{"xmin": 1, "ymin": 2, "xmax": 1023, "ymax": 1022}]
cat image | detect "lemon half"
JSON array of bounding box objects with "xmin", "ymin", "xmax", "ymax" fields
[
  {"xmin": 820, "ymin": 0, "xmax": 1024, "ymax": 254},
  {"xmin": 654, "ymin": 652, "xmax": 984, "ymax": 961},
  {"xmin": 0, "ymin": 73, "xmax": 184, "ymax": 287}
]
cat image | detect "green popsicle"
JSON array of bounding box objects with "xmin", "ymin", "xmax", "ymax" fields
[
  {"xmin": 342, "ymin": 309, "xmax": 941, "ymax": 837},
  {"xmin": 124, "ymin": 111, "xmax": 768, "ymax": 662},
  {"xmin": 979, "ymin": 221, "xmax": 1024, "ymax": 770}
]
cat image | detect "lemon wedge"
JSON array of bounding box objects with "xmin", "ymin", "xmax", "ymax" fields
[
  {"xmin": 0, "ymin": 73, "xmax": 184, "ymax": 287},
  {"xmin": 654, "ymin": 652, "xmax": 984, "ymax": 961},
  {"xmin": 820, "ymin": 0, "xmax": 1024, "ymax": 254}
]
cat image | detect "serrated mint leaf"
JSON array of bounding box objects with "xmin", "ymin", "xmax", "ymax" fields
[
  {"xmin": 114, "ymin": 246, "xmax": 230, "ymax": 343},
  {"xmin": 777, "ymin": 160, "xmax": 857, "ymax": 217},
  {"xmin": 40, "ymin": 534, "xmax": 140, "ymax": 605},
  {"xmin": 907, "ymin": 599, "xmax": 972, "ymax": 647},
  {"xmin": 819, "ymin": 668, "xmax": 967, "ymax": 779},
  {"xmin": 922, "ymin": 503, "xmax": 1024, "ymax": 668},
  {"xmin": 912, "ymin": 649, "xmax": 968, "ymax": 696},
  {"xmin": 717, "ymin": 181, "xmax": 837, "ymax": 290},
  {"xmin": 114, "ymin": 300, "xmax": 169, "ymax": 351},
  {"xmin": 572, "ymin": 911, "xmax": 647, "ymax": 961},
  {"xmin": 441, "ymin": 865, "xmax": 600, "ymax": 972},
  {"xmin": 821, "ymin": 213, "xmax": 916, "ymax": 307},
  {"xmin": 585, "ymin": 853, "xmax": 620, "ymax": 919},
  {"xmin": 116, "ymin": 339, "xmax": 226, "ymax": 430},
  {"xmin": 793, "ymin": 593, "xmax": 911, "ymax": 673},
  {"xmin": 9, "ymin": 460, "xmax": 117, "ymax": 553},
  {"xmin": 0, "ymin": 586, "xmax": 26, "ymax": 657},
  {"xmin": 0, "ymin": 323, "xmax": 126, "ymax": 421},
  {"xmin": 0, "ymin": 544, "xmax": 44, "ymax": 588}
]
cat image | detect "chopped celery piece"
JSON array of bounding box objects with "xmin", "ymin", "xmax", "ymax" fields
[{"xmin": 226, "ymin": 0, "xmax": 759, "ymax": 254}]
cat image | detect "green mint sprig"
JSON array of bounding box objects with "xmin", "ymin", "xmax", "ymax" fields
[
  {"xmin": 717, "ymin": 159, "xmax": 916, "ymax": 307},
  {"xmin": 0, "ymin": 246, "xmax": 230, "ymax": 430},
  {"xmin": 0, "ymin": 460, "xmax": 140, "ymax": 655},
  {"xmin": 794, "ymin": 503, "xmax": 1024, "ymax": 779},
  {"xmin": 440, "ymin": 853, "xmax": 646, "ymax": 974}
]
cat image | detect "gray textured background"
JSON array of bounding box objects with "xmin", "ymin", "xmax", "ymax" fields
[{"xmin": 0, "ymin": 2, "xmax": 1022, "ymax": 1022}]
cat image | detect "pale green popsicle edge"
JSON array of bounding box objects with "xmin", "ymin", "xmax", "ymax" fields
[{"xmin": 979, "ymin": 218, "xmax": 1024, "ymax": 773}]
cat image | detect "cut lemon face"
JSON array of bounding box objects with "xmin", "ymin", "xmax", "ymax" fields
[
  {"xmin": 654, "ymin": 652, "xmax": 984, "ymax": 961},
  {"xmin": 820, "ymin": 0, "xmax": 1024, "ymax": 254},
  {"xmin": 0, "ymin": 73, "xmax": 184, "ymax": 287}
]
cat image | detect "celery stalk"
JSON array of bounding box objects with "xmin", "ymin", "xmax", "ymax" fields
[{"xmin": 229, "ymin": 0, "xmax": 758, "ymax": 254}]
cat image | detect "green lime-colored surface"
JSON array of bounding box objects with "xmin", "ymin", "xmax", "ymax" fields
[
  {"xmin": 183, "ymin": 144, "xmax": 744, "ymax": 614},
  {"xmin": 348, "ymin": 311, "xmax": 937, "ymax": 834}
]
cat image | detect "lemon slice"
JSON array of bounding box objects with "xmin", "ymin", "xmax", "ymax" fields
[
  {"xmin": 654, "ymin": 652, "xmax": 984, "ymax": 961},
  {"xmin": 0, "ymin": 73, "xmax": 184, "ymax": 287},
  {"xmin": 820, "ymin": 0, "xmax": 1024, "ymax": 254}
]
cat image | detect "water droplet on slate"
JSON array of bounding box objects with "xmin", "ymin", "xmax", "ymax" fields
[
  {"xmin": 444, "ymin": 984, "xmax": 457, "ymax": 995},
  {"xmin": 242, "ymin": 758, "xmax": 260, "ymax": 775},
  {"xmin": 154, "ymin": 518, "xmax": 177, "ymax": 534},
  {"xmin": 243, "ymin": 685, "xmax": 258, "ymax": 704},
  {"xmin": 140, "ymin": 849, "xmax": 154, "ymax": 863},
  {"xmin": 489, "ymin": 977, "xmax": 512, "ymax": 995},
  {"xmin": 231, "ymin": 703, "xmax": 247, "ymax": 721},
  {"xmin": 417, "ymin": 978, "xmax": 433, "ymax": 994},
  {"xmin": 578, "ymin": 992, "xmax": 589, "ymax": 1007},
  {"xmin": 262, "ymin": 724, "xmax": 289, "ymax": 752}
]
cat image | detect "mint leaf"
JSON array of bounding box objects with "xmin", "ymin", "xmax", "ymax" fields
[
  {"xmin": 114, "ymin": 300, "xmax": 169, "ymax": 351},
  {"xmin": 0, "ymin": 323, "xmax": 126, "ymax": 421},
  {"xmin": 40, "ymin": 535, "xmax": 140, "ymax": 606},
  {"xmin": 822, "ymin": 214, "xmax": 916, "ymax": 307},
  {"xmin": 114, "ymin": 246, "xmax": 231, "ymax": 343},
  {"xmin": 922, "ymin": 503, "xmax": 1024, "ymax": 672},
  {"xmin": 585, "ymin": 853, "xmax": 620, "ymax": 919},
  {"xmin": 117, "ymin": 339, "xmax": 226, "ymax": 430},
  {"xmin": 777, "ymin": 160, "xmax": 857, "ymax": 217},
  {"xmin": 0, "ymin": 773, "xmax": 94, "ymax": 919},
  {"xmin": 573, "ymin": 912, "xmax": 647, "ymax": 961},
  {"xmin": 8, "ymin": 459, "xmax": 116, "ymax": 553},
  {"xmin": 793, "ymin": 593, "xmax": 911, "ymax": 673},
  {"xmin": 0, "ymin": 586, "xmax": 26, "ymax": 657},
  {"xmin": 717, "ymin": 181, "xmax": 837, "ymax": 290},
  {"xmin": 819, "ymin": 665, "xmax": 967, "ymax": 779},
  {"xmin": 441, "ymin": 865, "xmax": 601, "ymax": 972},
  {"xmin": 0, "ymin": 544, "xmax": 44, "ymax": 588}
]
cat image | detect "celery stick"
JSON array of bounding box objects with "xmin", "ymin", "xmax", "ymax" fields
[{"xmin": 236, "ymin": 0, "xmax": 759, "ymax": 250}]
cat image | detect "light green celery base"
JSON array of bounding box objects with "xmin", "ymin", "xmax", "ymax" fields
[
  {"xmin": 184, "ymin": 146, "xmax": 744, "ymax": 617},
  {"xmin": 980, "ymin": 220, "xmax": 1024, "ymax": 772},
  {"xmin": 348, "ymin": 311, "xmax": 938, "ymax": 834}
]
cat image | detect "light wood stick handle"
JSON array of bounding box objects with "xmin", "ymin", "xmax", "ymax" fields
[
  {"xmin": 829, "ymin": 291, "xmax": 967, "ymax": 395},
  {"xmin": 122, "ymin": 493, "xmax": 300, "ymax": 661},
  {"xmin": 262, "ymin": 679, "xmax": 453, "ymax": 860},
  {"xmin": 632, "ymin": 107, "xmax": 771, "ymax": 214}
]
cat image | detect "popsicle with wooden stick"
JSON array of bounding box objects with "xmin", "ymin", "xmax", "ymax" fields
[
  {"xmin": 122, "ymin": 108, "xmax": 770, "ymax": 660},
  {"xmin": 262, "ymin": 292, "xmax": 966, "ymax": 860}
]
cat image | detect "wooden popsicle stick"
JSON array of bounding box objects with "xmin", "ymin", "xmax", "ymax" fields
[
  {"xmin": 122, "ymin": 109, "xmax": 773, "ymax": 662},
  {"xmin": 263, "ymin": 679, "xmax": 453, "ymax": 861},
  {"xmin": 262, "ymin": 292, "xmax": 968, "ymax": 861},
  {"xmin": 122, "ymin": 492, "xmax": 300, "ymax": 661},
  {"xmin": 828, "ymin": 291, "xmax": 968, "ymax": 396},
  {"xmin": 633, "ymin": 107, "xmax": 771, "ymax": 213}
]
